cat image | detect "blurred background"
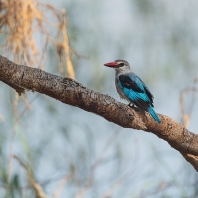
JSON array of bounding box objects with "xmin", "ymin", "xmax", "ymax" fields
[{"xmin": 0, "ymin": 0, "xmax": 198, "ymax": 197}]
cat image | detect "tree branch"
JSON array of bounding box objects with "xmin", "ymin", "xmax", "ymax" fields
[{"xmin": 0, "ymin": 55, "xmax": 198, "ymax": 171}]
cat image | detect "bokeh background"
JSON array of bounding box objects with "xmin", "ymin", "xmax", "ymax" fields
[{"xmin": 0, "ymin": 0, "xmax": 198, "ymax": 197}]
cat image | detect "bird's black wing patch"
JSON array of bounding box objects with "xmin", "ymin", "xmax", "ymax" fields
[
  {"xmin": 143, "ymin": 86, "xmax": 154, "ymax": 107},
  {"xmin": 136, "ymin": 76, "xmax": 154, "ymax": 107},
  {"xmin": 133, "ymin": 98, "xmax": 150, "ymax": 112},
  {"xmin": 119, "ymin": 75, "xmax": 144, "ymax": 93},
  {"xmin": 119, "ymin": 75, "xmax": 151, "ymax": 111}
]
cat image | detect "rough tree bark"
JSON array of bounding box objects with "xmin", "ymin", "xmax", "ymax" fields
[{"xmin": 0, "ymin": 55, "xmax": 197, "ymax": 171}]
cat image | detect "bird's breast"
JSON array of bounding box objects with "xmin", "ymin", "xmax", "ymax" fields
[{"xmin": 115, "ymin": 78, "xmax": 130, "ymax": 101}]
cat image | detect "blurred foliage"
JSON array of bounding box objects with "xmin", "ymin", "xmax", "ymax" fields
[
  {"xmin": 0, "ymin": 0, "xmax": 74, "ymax": 78},
  {"xmin": 0, "ymin": 0, "xmax": 197, "ymax": 197}
]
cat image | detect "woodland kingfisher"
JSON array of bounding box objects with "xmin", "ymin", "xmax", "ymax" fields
[{"xmin": 104, "ymin": 60, "xmax": 161, "ymax": 123}]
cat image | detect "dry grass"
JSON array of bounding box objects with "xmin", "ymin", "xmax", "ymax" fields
[
  {"xmin": 0, "ymin": 0, "xmax": 75, "ymax": 78},
  {"xmin": 14, "ymin": 155, "xmax": 47, "ymax": 198},
  {"xmin": 180, "ymin": 78, "xmax": 198, "ymax": 128},
  {"xmin": 0, "ymin": 1, "xmax": 76, "ymax": 195}
]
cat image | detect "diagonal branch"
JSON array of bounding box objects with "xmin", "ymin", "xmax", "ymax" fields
[{"xmin": 0, "ymin": 55, "xmax": 198, "ymax": 171}]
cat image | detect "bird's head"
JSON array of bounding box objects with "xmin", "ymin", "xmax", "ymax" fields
[{"xmin": 104, "ymin": 60, "xmax": 131, "ymax": 73}]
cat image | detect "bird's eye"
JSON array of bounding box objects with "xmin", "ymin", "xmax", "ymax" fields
[{"xmin": 119, "ymin": 63, "xmax": 124, "ymax": 66}]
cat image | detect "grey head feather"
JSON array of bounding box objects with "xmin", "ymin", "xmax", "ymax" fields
[
  {"xmin": 114, "ymin": 59, "xmax": 129, "ymax": 65},
  {"xmin": 114, "ymin": 60, "xmax": 131, "ymax": 75}
]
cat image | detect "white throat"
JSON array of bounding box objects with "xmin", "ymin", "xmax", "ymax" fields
[{"xmin": 115, "ymin": 66, "xmax": 132, "ymax": 76}]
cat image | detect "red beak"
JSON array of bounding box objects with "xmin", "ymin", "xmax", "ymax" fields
[{"xmin": 104, "ymin": 62, "xmax": 117, "ymax": 67}]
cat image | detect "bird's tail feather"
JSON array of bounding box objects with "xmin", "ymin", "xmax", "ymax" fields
[{"xmin": 148, "ymin": 106, "xmax": 161, "ymax": 123}]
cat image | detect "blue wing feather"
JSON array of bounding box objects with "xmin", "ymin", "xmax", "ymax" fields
[
  {"xmin": 136, "ymin": 76, "xmax": 154, "ymax": 105},
  {"xmin": 118, "ymin": 73, "xmax": 160, "ymax": 123},
  {"xmin": 148, "ymin": 106, "xmax": 161, "ymax": 123}
]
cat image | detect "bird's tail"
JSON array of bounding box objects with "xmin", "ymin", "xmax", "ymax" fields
[{"xmin": 148, "ymin": 106, "xmax": 161, "ymax": 123}]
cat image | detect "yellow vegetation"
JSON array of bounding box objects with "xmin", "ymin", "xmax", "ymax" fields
[{"xmin": 0, "ymin": 0, "xmax": 75, "ymax": 78}]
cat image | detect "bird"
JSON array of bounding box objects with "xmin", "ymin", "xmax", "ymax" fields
[{"xmin": 104, "ymin": 59, "xmax": 161, "ymax": 123}]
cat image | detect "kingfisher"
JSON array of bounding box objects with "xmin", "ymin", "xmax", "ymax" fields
[{"xmin": 104, "ymin": 60, "xmax": 161, "ymax": 123}]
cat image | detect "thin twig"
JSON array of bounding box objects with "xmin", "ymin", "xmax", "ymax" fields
[
  {"xmin": 74, "ymin": 128, "xmax": 121, "ymax": 198},
  {"xmin": 14, "ymin": 155, "xmax": 47, "ymax": 198},
  {"xmin": 180, "ymin": 85, "xmax": 198, "ymax": 128},
  {"xmin": 52, "ymin": 174, "xmax": 72, "ymax": 198}
]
